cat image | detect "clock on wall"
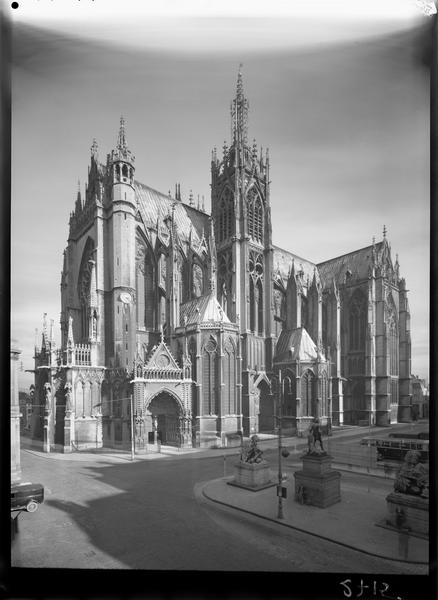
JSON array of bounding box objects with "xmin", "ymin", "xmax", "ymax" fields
[{"xmin": 119, "ymin": 292, "xmax": 132, "ymax": 304}]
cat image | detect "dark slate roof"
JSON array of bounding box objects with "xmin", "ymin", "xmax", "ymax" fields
[
  {"xmin": 275, "ymin": 327, "xmax": 325, "ymax": 363},
  {"xmin": 135, "ymin": 180, "xmax": 210, "ymax": 249},
  {"xmin": 272, "ymin": 246, "xmax": 318, "ymax": 289},
  {"xmin": 180, "ymin": 293, "xmax": 231, "ymax": 327},
  {"xmin": 317, "ymin": 242, "xmax": 383, "ymax": 288}
]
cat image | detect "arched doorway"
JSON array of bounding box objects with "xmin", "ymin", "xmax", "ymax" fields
[{"xmin": 147, "ymin": 391, "xmax": 182, "ymax": 447}]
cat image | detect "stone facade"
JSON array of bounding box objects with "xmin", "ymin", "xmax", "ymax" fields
[{"xmin": 31, "ymin": 68, "xmax": 412, "ymax": 452}]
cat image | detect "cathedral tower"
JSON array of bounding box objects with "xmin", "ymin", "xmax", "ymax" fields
[
  {"xmin": 105, "ymin": 117, "xmax": 137, "ymax": 368},
  {"xmin": 211, "ymin": 67, "xmax": 273, "ymax": 435}
]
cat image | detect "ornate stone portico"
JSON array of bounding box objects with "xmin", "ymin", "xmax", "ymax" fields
[{"xmin": 132, "ymin": 335, "xmax": 193, "ymax": 449}]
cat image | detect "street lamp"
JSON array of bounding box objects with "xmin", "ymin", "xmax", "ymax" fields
[{"xmin": 270, "ymin": 371, "xmax": 292, "ymax": 519}]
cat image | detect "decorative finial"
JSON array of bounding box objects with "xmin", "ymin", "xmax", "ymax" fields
[
  {"xmin": 383, "ymin": 224, "xmax": 387, "ymax": 240},
  {"xmin": 189, "ymin": 190, "xmax": 194, "ymax": 206},
  {"xmin": 117, "ymin": 115, "xmax": 127, "ymax": 150},
  {"xmin": 160, "ymin": 323, "xmax": 164, "ymax": 343},
  {"xmin": 91, "ymin": 138, "xmax": 98, "ymax": 159},
  {"xmin": 202, "ymin": 195, "xmax": 205, "ymax": 212}
]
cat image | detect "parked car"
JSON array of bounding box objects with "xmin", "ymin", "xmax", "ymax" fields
[{"xmin": 11, "ymin": 481, "xmax": 44, "ymax": 513}]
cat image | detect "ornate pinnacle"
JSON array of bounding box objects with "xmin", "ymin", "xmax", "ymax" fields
[
  {"xmin": 117, "ymin": 115, "xmax": 127, "ymax": 151},
  {"xmin": 383, "ymin": 224, "xmax": 387, "ymax": 240},
  {"xmin": 91, "ymin": 138, "xmax": 98, "ymax": 160}
]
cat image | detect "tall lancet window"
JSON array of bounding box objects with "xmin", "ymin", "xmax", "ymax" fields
[
  {"xmin": 387, "ymin": 296, "xmax": 399, "ymax": 376},
  {"xmin": 218, "ymin": 188, "xmax": 234, "ymax": 243},
  {"xmin": 202, "ymin": 337, "xmax": 217, "ymax": 415},
  {"xmin": 136, "ymin": 233, "xmax": 155, "ymax": 330},
  {"xmin": 78, "ymin": 238, "xmax": 95, "ymax": 341},
  {"xmin": 247, "ymin": 188, "xmax": 263, "ymax": 244},
  {"xmin": 349, "ymin": 290, "xmax": 367, "ymax": 352},
  {"xmin": 249, "ymin": 251, "xmax": 264, "ymax": 334},
  {"xmin": 224, "ymin": 338, "xmax": 236, "ymax": 415}
]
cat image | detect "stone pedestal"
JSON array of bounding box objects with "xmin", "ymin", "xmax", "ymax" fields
[
  {"xmin": 383, "ymin": 492, "xmax": 429, "ymax": 539},
  {"xmin": 294, "ymin": 453, "xmax": 341, "ymax": 508},
  {"xmin": 229, "ymin": 461, "xmax": 274, "ymax": 491}
]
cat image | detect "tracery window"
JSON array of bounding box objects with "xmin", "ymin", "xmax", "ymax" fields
[
  {"xmin": 348, "ymin": 290, "xmax": 367, "ymax": 351},
  {"xmin": 223, "ymin": 338, "xmax": 236, "ymax": 415},
  {"xmin": 202, "ymin": 337, "xmax": 217, "ymax": 415},
  {"xmin": 320, "ymin": 372, "xmax": 328, "ymax": 416},
  {"xmin": 78, "ymin": 238, "xmax": 95, "ymax": 341},
  {"xmin": 248, "ymin": 251, "xmax": 264, "ymax": 334},
  {"xmin": 301, "ymin": 370, "xmax": 316, "ymax": 416},
  {"xmin": 136, "ymin": 233, "xmax": 155, "ymax": 329},
  {"xmin": 246, "ymin": 188, "xmax": 263, "ymax": 244},
  {"xmin": 217, "ymin": 188, "xmax": 234, "ymax": 243},
  {"xmin": 387, "ymin": 295, "xmax": 399, "ymax": 376}
]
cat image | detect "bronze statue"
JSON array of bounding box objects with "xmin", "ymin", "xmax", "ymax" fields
[
  {"xmin": 241, "ymin": 434, "xmax": 264, "ymax": 464},
  {"xmin": 394, "ymin": 450, "xmax": 429, "ymax": 498},
  {"xmin": 307, "ymin": 417, "xmax": 325, "ymax": 454}
]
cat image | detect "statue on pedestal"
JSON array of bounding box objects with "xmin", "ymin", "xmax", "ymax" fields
[
  {"xmin": 307, "ymin": 417, "xmax": 326, "ymax": 454},
  {"xmin": 394, "ymin": 450, "xmax": 429, "ymax": 499},
  {"xmin": 240, "ymin": 434, "xmax": 264, "ymax": 464}
]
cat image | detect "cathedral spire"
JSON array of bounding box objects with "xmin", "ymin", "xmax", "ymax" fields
[
  {"xmin": 231, "ymin": 63, "xmax": 249, "ymax": 146},
  {"xmin": 117, "ymin": 115, "xmax": 127, "ymax": 152}
]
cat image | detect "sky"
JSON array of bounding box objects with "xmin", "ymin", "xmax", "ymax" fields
[{"xmin": 8, "ymin": 0, "xmax": 431, "ymax": 389}]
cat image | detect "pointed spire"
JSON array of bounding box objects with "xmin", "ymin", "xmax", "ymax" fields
[
  {"xmin": 112, "ymin": 115, "xmax": 134, "ymax": 164},
  {"xmin": 208, "ymin": 217, "xmax": 217, "ymax": 295},
  {"xmin": 117, "ymin": 115, "xmax": 127, "ymax": 151},
  {"xmin": 160, "ymin": 322, "xmax": 164, "ymax": 343},
  {"xmin": 231, "ymin": 63, "xmax": 249, "ymax": 146},
  {"xmin": 189, "ymin": 189, "xmax": 194, "ymax": 206},
  {"xmin": 202, "ymin": 195, "xmax": 205, "ymax": 212},
  {"xmin": 91, "ymin": 138, "xmax": 98, "ymax": 161},
  {"xmin": 49, "ymin": 319, "xmax": 54, "ymax": 344},
  {"xmin": 34, "ymin": 328, "xmax": 39, "ymax": 351},
  {"xmin": 383, "ymin": 224, "xmax": 387, "ymax": 240}
]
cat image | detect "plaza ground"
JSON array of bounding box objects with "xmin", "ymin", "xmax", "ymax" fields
[{"xmin": 10, "ymin": 421, "xmax": 429, "ymax": 578}]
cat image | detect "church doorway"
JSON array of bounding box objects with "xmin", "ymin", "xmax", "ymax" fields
[{"xmin": 148, "ymin": 391, "xmax": 182, "ymax": 447}]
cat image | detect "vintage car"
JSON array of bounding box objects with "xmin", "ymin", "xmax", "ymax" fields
[{"xmin": 11, "ymin": 481, "xmax": 44, "ymax": 513}]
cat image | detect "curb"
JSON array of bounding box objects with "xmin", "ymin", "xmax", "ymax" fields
[{"xmin": 200, "ymin": 479, "xmax": 428, "ymax": 566}]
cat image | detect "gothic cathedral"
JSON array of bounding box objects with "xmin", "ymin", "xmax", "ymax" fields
[{"xmin": 32, "ymin": 69, "xmax": 412, "ymax": 452}]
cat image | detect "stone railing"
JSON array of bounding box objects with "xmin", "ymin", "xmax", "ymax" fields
[{"xmin": 74, "ymin": 344, "xmax": 92, "ymax": 366}]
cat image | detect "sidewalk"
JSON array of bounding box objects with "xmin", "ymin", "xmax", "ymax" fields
[
  {"xmin": 201, "ymin": 472, "xmax": 429, "ymax": 568},
  {"xmin": 19, "ymin": 421, "xmax": 424, "ymax": 465}
]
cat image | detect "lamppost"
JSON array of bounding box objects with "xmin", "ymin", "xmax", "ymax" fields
[{"xmin": 269, "ymin": 371, "xmax": 292, "ymax": 519}]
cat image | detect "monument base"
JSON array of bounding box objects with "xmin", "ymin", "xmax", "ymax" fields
[
  {"xmin": 378, "ymin": 492, "xmax": 429, "ymax": 539},
  {"xmin": 229, "ymin": 461, "xmax": 275, "ymax": 491},
  {"xmin": 294, "ymin": 453, "xmax": 341, "ymax": 508}
]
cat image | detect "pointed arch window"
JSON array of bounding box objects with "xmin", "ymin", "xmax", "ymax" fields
[
  {"xmin": 136, "ymin": 233, "xmax": 155, "ymax": 330},
  {"xmin": 218, "ymin": 188, "xmax": 234, "ymax": 243},
  {"xmin": 387, "ymin": 296, "xmax": 399, "ymax": 376},
  {"xmin": 203, "ymin": 338, "xmax": 217, "ymax": 415},
  {"xmin": 349, "ymin": 290, "xmax": 367, "ymax": 351},
  {"xmin": 223, "ymin": 338, "xmax": 236, "ymax": 415},
  {"xmin": 78, "ymin": 238, "xmax": 95, "ymax": 342},
  {"xmin": 247, "ymin": 188, "xmax": 263, "ymax": 244},
  {"xmin": 301, "ymin": 370, "xmax": 316, "ymax": 416}
]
